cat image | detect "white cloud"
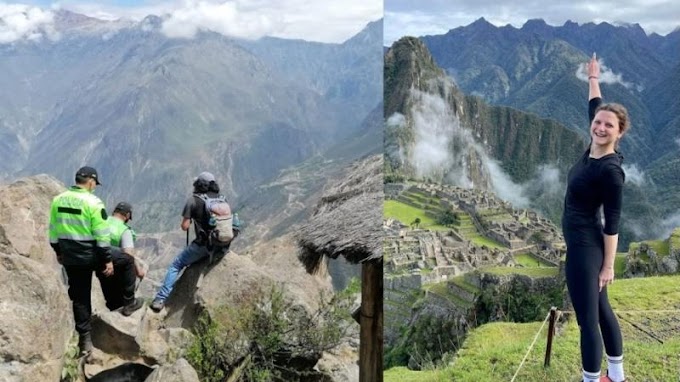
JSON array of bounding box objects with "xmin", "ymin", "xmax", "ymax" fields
[
  {"xmin": 676, "ymin": 138, "xmax": 680, "ymax": 148},
  {"xmin": 406, "ymin": 80, "xmax": 529, "ymax": 206},
  {"xmin": 409, "ymin": 88, "xmax": 459, "ymax": 181},
  {"xmin": 48, "ymin": 0, "xmax": 380, "ymax": 43},
  {"xmin": 485, "ymin": 159, "xmax": 529, "ymax": 207},
  {"xmin": 0, "ymin": 3, "xmax": 58, "ymax": 43},
  {"xmin": 386, "ymin": 112, "xmax": 406, "ymax": 127},
  {"xmin": 160, "ymin": 1, "xmax": 280, "ymax": 39},
  {"xmin": 575, "ymin": 60, "xmax": 638, "ymax": 90},
  {"xmin": 660, "ymin": 211, "xmax": 680, "ymax": 239},
  {"xmin": 531, "ymin": 164, "xmax": 562, "ymax": 195},
  {"xmin": 622, "ymin": 164, "xmax": 645, "ymax": 186}
]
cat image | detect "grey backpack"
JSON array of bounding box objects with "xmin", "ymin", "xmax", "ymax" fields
[{"xmin": 194, "ymin": 194, "xmax": 234, "ymax": 245}]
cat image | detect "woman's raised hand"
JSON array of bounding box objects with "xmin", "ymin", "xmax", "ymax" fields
[{"xmin": 588, "ymin": 52, "xmax": 600, "ymax": 79}]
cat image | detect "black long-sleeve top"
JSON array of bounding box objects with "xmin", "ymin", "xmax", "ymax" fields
[{"xmin": 562, "ymin": 98, "xmax": 625, "ymax": 245}]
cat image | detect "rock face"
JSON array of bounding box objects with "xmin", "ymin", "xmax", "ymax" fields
[
  {"xmin": 144, "ymin": 358, "xmax": 199, "ymax": 382},
  {"xmin": 0, "ymin": 174, "xmax": 65, "ymax": 265},
  {"xmin": 0, "ymin": 176, "xmax": 72, "ymax": 382},
  {"xmin": 0, "ymin": 173, "xmax": 345, "ymax": 381}
]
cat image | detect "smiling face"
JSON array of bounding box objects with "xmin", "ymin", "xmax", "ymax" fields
[{"xmin": 591, "ymin": 110, "xmax": 623, "ymax": 149}]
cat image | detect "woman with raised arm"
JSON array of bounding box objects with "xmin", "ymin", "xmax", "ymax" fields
[{"xmin": 562, "ymin": 53, "xmax": 628, "ymax": 382}]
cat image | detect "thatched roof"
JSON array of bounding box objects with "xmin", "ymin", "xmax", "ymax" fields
[{"xmin": 297, "ymin": 154, "xmax": 383, "ymax": 273}]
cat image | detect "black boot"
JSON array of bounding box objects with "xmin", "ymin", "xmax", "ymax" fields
[
  {"xmin": 120, "ymin": 298, "xmax": 144, "ymax": 317},
  {"xmin": 78, "ymin": 332, "xmax": 93, "ymax": 356}
]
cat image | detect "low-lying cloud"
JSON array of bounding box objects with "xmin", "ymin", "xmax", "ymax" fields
[
  {"xmin": 409, "ymin": 88, "xmax": 459, "ymax": 181},
  {"xmin": 160, "ymin": 1, "xmax": 280, "ymax": 40},
  {"xmin": 407, "ymin": 81, "xmax": 529, "ymax": 206},
  {"xmin": 0, "ymin": 4, "xmax": 58, "ymax": 43},
  {"xmin": 622, "ymin": 164, "xmax": 646, "ymax": 186},
  {"xmin": 660, "ymin": 211, "xmax": 680, "ymax": 239},
  {"xmin": 576, "ymin": 59, "xmax": 640, "ymax": 90}
]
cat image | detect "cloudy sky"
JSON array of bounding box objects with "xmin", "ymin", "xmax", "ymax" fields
[
  {"xmin": 385, "ymin": 0, "xmax": 680, "ymax": 45},
  {"xmin": 0, "ymin": 0, "xmax": 382, "ymax": 43}
]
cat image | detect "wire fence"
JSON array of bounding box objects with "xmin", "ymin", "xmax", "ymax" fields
[{"xmin": 509, "ymin": 307, "xmax": 680, "ymax": 379}]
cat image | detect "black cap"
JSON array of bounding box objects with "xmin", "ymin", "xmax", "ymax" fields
[
  {"xmin": 114, "ymin": 202, "xmax": 133, "ymax": 220},
  {"xmin": 76, "ymin": 166, "xmax": 101, "ymax": 185}
]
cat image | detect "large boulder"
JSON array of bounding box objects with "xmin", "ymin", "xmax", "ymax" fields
[
  {"xmin": 0, "ymin": 175, "xmax": 72, "ymax": 382},
  {"xmin": 164, "ymin": 234, "xmax": 333, "ymax": 329},
  {"xmin": 0, "ymin": 254, "xmax": 72, "ymax": 382},
  {"xmin": 144, "ymin": 358, "xmax": 200, "ymax": 382},
  {"xmin": 0, "ymin": 174, "xmax": 64, "ymax": 265}
]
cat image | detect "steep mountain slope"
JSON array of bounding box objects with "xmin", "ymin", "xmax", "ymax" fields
[
  {"xmin": 420, "ymin": 18, "xmax": 680, "ymax": 166},
  {"xmin": 384, "ymin": 37, "xmax": 661, "ymax": 246},
  {"xmin": 385, "ymin": 37, "xmax": 584, "ymax": 188},
  {"xmin": 415, "ymin": 18, "xmax": 679, "ymax": 235},
  {"xmin": 237, "ymin": 19, "xmax": 383, "ymax": 133}
]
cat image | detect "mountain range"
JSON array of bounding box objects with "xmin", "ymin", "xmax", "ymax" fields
[
  {"xmin": 384, "ymin": 36, "xmax": 665, "ymax": 247},
  {"xmin": 0, "ymin": 10, "xmax": 383, "ymax": 235},
  {"xmin": 419, "ymin": 19, "xmax": 680, "ymax": 203}
]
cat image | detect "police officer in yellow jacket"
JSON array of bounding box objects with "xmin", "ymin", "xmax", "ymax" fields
[
  {"xmin": 98, "ymin": 202, "xmax": 144, "ymax": 316},
  {"xmin": 49, "ymin": 166, "xmax": 113, "ymax": 356}
]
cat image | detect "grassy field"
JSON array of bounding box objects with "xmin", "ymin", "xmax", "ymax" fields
[
  {"xmin": 384, "ymin": 200, "xmax": 449, "ymax": 231},
  {"xmin": 469, "ymin": 234, "xmax": 506, "ymax": 249},
  {"xmin": 514, "ymin": 253, "xmax": 553, "ymax": 267},
  {"xmin": 385, "ymin": 275, "xmax": 680, "ymax": 381},
  {"xmin": 481, "ymin": 266, "xmax": 559, "ymax": 278}
]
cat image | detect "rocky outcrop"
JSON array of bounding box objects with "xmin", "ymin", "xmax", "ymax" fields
[
  {"xmin": 0, "ymin": 172, "xmax": 347, "ymax": 381},
  {"xmin": 625, "ymin": 232, "xmax": 680, "ymax": 277},
  {"xmin": 0, "ymin": 174, "xmax": 64, "ymax": 265},
  {"xmin": 145, "ymin": 358, "xmax": 199, "ymax": 382},
  {"xmin": 0, "ymin": 175, "xmax": 71, "ymax": 382}
]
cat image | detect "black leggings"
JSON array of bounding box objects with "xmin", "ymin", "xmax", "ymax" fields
[{"xmin": 566, "ymin": 244, "xmax": 623, "ymax": 372}]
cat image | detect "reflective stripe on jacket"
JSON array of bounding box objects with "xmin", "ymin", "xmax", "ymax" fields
[{"xmin": 49, "ymin": 186, "xmax": 110, "ymax": 266}]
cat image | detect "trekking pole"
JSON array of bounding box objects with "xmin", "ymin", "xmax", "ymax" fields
[{"xmin": 186, "ymin": 219, "xmax": 190, "ymax": 247}]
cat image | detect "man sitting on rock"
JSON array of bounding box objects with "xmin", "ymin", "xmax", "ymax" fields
[
  {"xmin": 98, "ymin": 201, "xmax": 145, "ymax": 316},
  {"xmin": 150, "ymin": 172, "xmax": 232, "ymax": 312}
]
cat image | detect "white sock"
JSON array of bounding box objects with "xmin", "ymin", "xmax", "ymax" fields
[
  {"xmin": 583, "ymin": 369, "xmax": 600, "ymax": 382},
  {"xmin": 607, "ymin": 354, "xmax": 625, "ymax": 381}
]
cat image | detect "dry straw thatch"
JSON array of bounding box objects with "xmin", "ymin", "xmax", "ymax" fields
[{"xmin": 297, "ymin": 154, "xmax": 383, "ymax": 273}]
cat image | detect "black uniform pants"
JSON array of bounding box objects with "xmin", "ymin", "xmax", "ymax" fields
[
  {"xmin": 63, "ymin": 264, "xmax": 97, "ymax": 335},
  {"xmin": 96, "ymin": 249, "xmax": 136, "ymax": 311},
  {"xmin": 64, "ymin": 252, "xmax": 136, "ymax": 334}
]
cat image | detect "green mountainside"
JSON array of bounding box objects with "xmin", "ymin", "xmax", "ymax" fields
[{"xmin": 419, "ymin": 19, "xmax": 680, "ymax": 222}]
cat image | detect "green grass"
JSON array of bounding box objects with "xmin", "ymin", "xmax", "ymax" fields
[
  {"xmin": 384, "ymin": 200, "xmax": 449, "ymax": 231},
  {"xmin": 629, "ymin": 239, "xmax": 670, "ymax": 256},
  {"xmin": 481, "ymin": 267, "xmax": 559, "ymax": 278},
  {"xmin": 614, "ymin": 253, "xmax": 626, "ymax": 278},
  {"xmin": 450, "ymin": 275, "xmax": 480, "ymax": 294},
  {"xmin": 514, "ymin": 253, "xmax": 553, "ymax": 267},
  {"xmin": 671, "ymin": 228, "xmax": 680, "ymax": 251},
  {"xmin": 385, "ymin": 275, "xmax": 680, "ymax": 381},
  {"xmin": 424, "ymin": 282, "xmax": 474, "ymax": 308},
  {"xmin": 469, "ymin": 234, "xmax": 506, "ymax": 249}
]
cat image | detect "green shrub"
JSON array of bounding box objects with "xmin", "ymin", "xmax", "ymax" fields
[{"xmin": 187, "ymin": 283, "xmax": 353, "ymax": 381}]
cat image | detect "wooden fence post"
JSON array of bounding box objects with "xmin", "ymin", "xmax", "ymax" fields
[{"xmin": 544, "ymin": 307, "xmax": 557, "ymax": 368}]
